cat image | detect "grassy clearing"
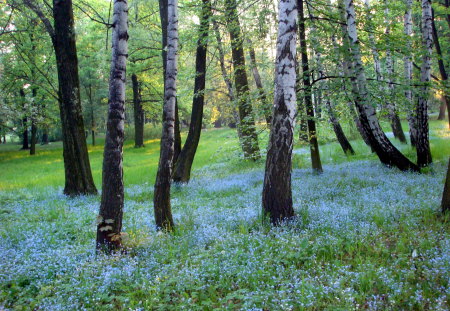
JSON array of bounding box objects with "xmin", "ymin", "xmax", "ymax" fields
[{"xmin": 0, "ymin": 120, "xmax": 449, "ymax": 310}]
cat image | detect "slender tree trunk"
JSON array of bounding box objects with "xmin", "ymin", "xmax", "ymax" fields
[
  {"xmin": 438, "ymin": 100, "xmax": 446, "ymax": 120},
  {"xmin": 30, "ymin": 120, "xmax": 37, "ymax": 155},
  {"xmin": 159, "ymin": 0, "xmax": 181, "ymax": 163},
  {"xmin": 97, "ymin": 0, "xmax": 129, "ymax": 252},
  {"xmin": 327, "ymin": 100, "xmax": 355, "ymax": 155},
  {"xmin": 53, "ymin": 0, "xmax": 97, "ymax": 195},
  {"xmin": 2, "ymin": 135, "xmax": 5, "ymax": 144},
  {"xmin": 132, "ymin": 74, "xmax": 145, "ymax": 148},
  {"xmin": 21, "ymin": 117, "xmax": 29, "ymax": 150},
  {"xmin": 247, "ymin": 38, "xmax": 271, "ymax": 124},
  {"xmin": 173, "ymin": 0, "xmax": 211, "ymax": 183},
  {"xmin": 225, "ymin": 0, "xmax": 260, "ymax": 160},
  {"xmin": 431, "ymin": 7, "xmax": 450, "ymax": 128},
  {"xmin": 262, "ymin": 0, "xmax": 297, "ymax": 225},
  {"xmin": 342, "ymin": 0, "xmax": 419, "ymax": 171},
  {"xmin": 154, "ymin": 0, "xmax": 178, "ymax": 231},
  {"xmin": 404, "ymin": 0, "xmax": 417, "ymax": 146},
  {"xmin": 416, "ymin": 0, "xmax": 433, "ymax": 167},
  {"xmin": 298, "ymin": 0, "xmax": 322, "ymax": 173},
  {"xmin": 41, "ymin": 127, "xmax": 49, "ymax": 145},
  {"xmin": 442, "ymin": 157, "xmax": 450, "ymax": 213}
]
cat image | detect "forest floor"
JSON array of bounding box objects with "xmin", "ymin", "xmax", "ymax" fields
[{"xmin": 0, "ymin": 120, "xmax": 449, "ymax": 310}]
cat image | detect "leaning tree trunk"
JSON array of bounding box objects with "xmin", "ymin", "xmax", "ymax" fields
[
  {"xmin": 416, "ymin": 0, "xmax": 433, "ymax": 167},
  {"xmin": 132, "ymin": 74, "xmax": 145, "ymax": 148},
  {"xmin": 172, "ymin": 0, "xmax": 211, "ymax": 183},
  {"xmin": 159, "ymin": 0, "xmax": 181, "ymax": 163},
  {"xmin": 154, "ymin": 0, "xmax": 178, "ymax": 231},
  {"xmin": 96, "ymin": 0, "xmax": 129, "ymax": 253},
  {"xmin": 442, "ymin": 157, "xmax": 450, "ymax": 214},
  {"xmin": 431, "ymin": 7, "xmax": 450, "ymax": 128},
  {"xmin": 247, "ymin": 38, "xmax": 271, "ymax": 124},
  {"xmin": 225, "ymin": 0, "xmax": 260, "ymax": 160},
  {"xmin": 342, "ymin": 0, "xmax": 419, "ymax": 171},
  {"xmin": 404, "ymin": 0, "xmax": 417, "ymax": 147},
  {"xmin": 262, "ymin": 0, "xmax": 297, "ymax": 225},
  {"xmin": 298, "ymin": 0, "xmax": 322, "ymax": 173}
]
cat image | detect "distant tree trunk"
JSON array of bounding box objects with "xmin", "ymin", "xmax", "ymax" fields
[
  {"xmin": 225, "ymin": 0, "xmax": 260, "ymax": 160},
  {"xmin": 327, "ymin": 101, "xmax": 355, "ymax": 155},
  {"xmin": 404, "ymin": 0, "xmax": 417, "ymax": 147},
  {"xmin": 247, "ymin": 38, "xmax": 271, "ymax": 124},
  {"xmin": 30, "ymin": 120, "xmax": 37, "ymax": 155},
  {"xmin": 159, "ymin": 0, "xmax": 181, "ymax": 163},
  {"xmin": 341, "ymin": 0, "xmax": 419, "ymax": 171},
  {"xmin": 41, "ymin": 127, "xmax": 49, "ymax": 145},
  {"xmin": 442, "ymin": 157, "xmax": 450, "ymax": 214},
  {"xmin": 416, "ymin": 0, "xmax": 433, "ymax": 167},
  {"xmin": 2, "ymin": 135, "xmax": 5, "ymax": 144},
  {"xmin": 431, "ymin": 7, "xmax": 450, "ymax": 128},
  {"xmin": 172, "ymin": 0, "xmax": 211, "ymax": 183},
  {"xmin": 23, "ymin": 0, "xmax": 97, "ymax": 195},
  {"xmin": 20, "ymin": 89, "xmax": 29, "ymax": 150},
  {"xmin": 97, "ymin": 0, "xmax": 129, "ymax": 252},
  {"xmin": 262, "ymin": 0, "xmax": 297, "ymax": 225},
  {"xmin": 132, "ymin": 74, "xmax": 145, "ymax": 148},
  {"xmin": 438, "ymin": 101, "xmax": 446, "ymax": 120},
  {"xmin": 298, "ymin": 0, "xmax": 322, "ymax": 173},
  {"xmin": 154, "ymin": 0, "xmax": 178, "ymax": 231}
]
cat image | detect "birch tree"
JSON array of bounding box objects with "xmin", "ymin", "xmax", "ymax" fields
[
  {"xmin": 153, "ymin": 0, "xmax": 178, "ymax": 230},
  {"xmin": 341, "ymin": 0, "xmax": 419, "ymax": 171},
  {"xmin": 416, "ymin": 0, "xmax": 433, "ymax": 167},
  {"xmin": 96, "ymin": 0, "xmax": 129, "ymax": 252},
  {"xmin": 262, "ymin": 0, "xmax": 297, "ymax": 225}
]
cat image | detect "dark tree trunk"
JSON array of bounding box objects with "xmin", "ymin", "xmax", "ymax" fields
[
  {"xmin": 438, "ymin": 101, "xmax": 446, "ymax": 120},
  {"xmin": 298, "ymin": 0, "xmax": 322, "ymax": 173},
  {"xmin": 225, "ymin": 0, "xmax": 260, "ymax": 160},
  {"xmin": 97, "ymin": 0, "xmax": 129, "ymax": 253},
  {"xmin": 341, "ymin": 0, "xmax": 419, "ymax": 171},
  {"xmin": 2, "ymin": 135, "xmax": 5, "ymax": 144},
  {"xmin": 52, "ymin": 0, "xmax": 97, "ymax": 195},
  {"xmin": 41, "ymin": 127, "xmax": 49, "ymax": 145},
  {"xmin": 30, "ymin": 120, "xmax": 37, "ymax": 155},
  {"xmin": 154, "ymin": 0, "xmax": 178, "ymax": 231},
  {"xmin": 132, "ymin": 74, "xmax": 145, "ymax": 148},
  {"xmin": 327, "ymin": 101, "xmax": 355, "ymax": 155},
  {"xmin": 247, "ymin": 38, "xmax": 271, "ymax": 124},
  {"xmin": 21, "ymin": 117, "xmax": 29, "ymax": 150},
  {"xmin": 159, "ymin": 0, "xmax": 181, "ymax": 163},
  {"xmin": 442, "ymin": 157, "xmax": 450, "ymax": 214},
  {"xmin": 416, "ymin": 0, "xmax": 433, "ymax": 167},
  {"xmin": 262, "ymin": 0, "xmax": 297, "ymax": 225},
  {"xmin": 432, "ymin": 7, "xmax": 450, "ymax": 128},
  {"xmin": 172, "ymin": 0, "xmax": 211, "ymax": 183}
]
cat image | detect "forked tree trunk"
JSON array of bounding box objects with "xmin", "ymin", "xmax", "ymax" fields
[
  {"xmin": 431, "ymin": 7, "xmax": 450, "ymax": 128},
  {"xmin": 262, "ymin": 0, "xmax": 297, "ymax": 225},
  {"xmin": 342, "ymin": 0, "xmax": 419, "ymax": 171},
  {"xmin": 172, "ymin": 0, "xmax": 211, "ymax": 183},
  {"xmin": 298, "ymin": 0, "xmax": 322, "ymax": 173},
  {"xmin": 442, "ymin": 157, "xmax": 450, "ymax": 214},
  {"xmin": 225, "ymin": 0, "xmax": 260, "ymax": 160},
  {"xmin": 404, "ymin": 0, "xmax": 417, "ymax": 146},
  {"xmin": 132, "ymin": 74, "xmax": 145, "ymax": 148},
  {"xmin": 247, "ymin": 38, "xmax": 271, "ymax": 124},
  {"xmin": 159, "ymin": 0, "xmax": 181, "ymax": 163},
  {"xmin": 416, "ymin": 0, "xmax": 433, "ymax": 167},
  {"xmin": 154, "ymin": 0, "xmax": 178, "ymax": 231},
  {"xmin": 97, "ymin": 0, "xmax": 129, "ymax": 252}
]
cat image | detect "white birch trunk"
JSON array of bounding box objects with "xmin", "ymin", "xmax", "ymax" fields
[{"xmin": 262, "ymin": 0, "xmax": 297, "ymax": 224}]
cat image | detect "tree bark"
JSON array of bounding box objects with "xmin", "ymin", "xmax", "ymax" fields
[
  {"xmin": 45, "ymin": 0, "xmax": 97, "ymax": 195},
  {"xmin": 172, "ymin": 0, "xmax": 211, "ymax": 183},
  {"xmin": 262, "ymin": 0, "xmax": 297, "ymax": 225},
  {"xmin": 159, "ymin": 0, "xmax": 181, "ymax": 163},
  {"xmin": 442, "ymin": 157, "xmax": 450, "ymax": 214},
  {"xmin": 247, "ymin": 38, "xmax": 271, "ymax": 124},
  {"xmin": 30, "ymin": 120, "xmax": 37, "ymax": 155},
  {"xmin": 416, "ymin": 0, "xmax": 433, "ymax": 167},
  {"xmin": 431, "ymin": 7, "xmax": 450, "ymax": 128},
  {"xmin": 97, "ymin": 0, "xmax": 129, "ymax": 252},
  {"xmin": 438, "ymin": 100, "xmax": 446, "ymax": 120},
  {"xmin": 341, "ymin": 0, "xmax": 419, "ymax": 171},
  {"xmin": 225, "ymin": 0, "xmax": 260, "ymax": 160},
  {"xmin": 154, "ymin": 0, "xmax": 178, "ymax": 231},
  {"xmin": 404, "ymin": 0, "xmax": 417, "ymax": 147},
  {"xmin": 132, "ymin": 74, "xmax": 145, "ymax": 148},
  {"xmin": 41, "ymin": 127, "xmax": 49, "ymax": 145},
  {"xmin": 298, "ymin": 0, "xmax": 322, "ymax": 173}
]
